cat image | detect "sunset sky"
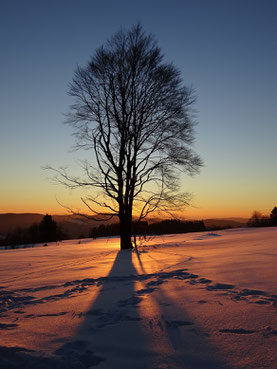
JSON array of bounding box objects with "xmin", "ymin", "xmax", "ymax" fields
[{"xmin": 0, "ymin": 0, "xmax": 276, "ymax": 219}]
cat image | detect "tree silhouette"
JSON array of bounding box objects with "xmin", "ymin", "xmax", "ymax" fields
[
  {"xmin": 49, "ymin": 24, "xmax": 202, "ymax": 249},
  {"xmin": 270, "ymin": 207, "xmax": 277, "ymax": 226},
  {"xmin": 39, "ymin": 214, "xmax": 57, "ymax": 242}
]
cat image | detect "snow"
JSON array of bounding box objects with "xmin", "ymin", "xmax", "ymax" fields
[{"xmin": 1, "ymin": 227, "xmax": 277, "ymax": 368}]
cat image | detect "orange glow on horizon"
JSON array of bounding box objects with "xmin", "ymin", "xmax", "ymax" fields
[
  {"xmin": 0, "ymin": 203, "xmax": 267, "ymax": 221},
  {"xmin": 1, "ymin": 184, "xmax": 274, "ymax": 220}
]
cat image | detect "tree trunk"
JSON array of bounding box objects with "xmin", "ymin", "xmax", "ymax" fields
[{"xmin": 119, "ymin": 212, "xmax": 133, "ymax": 250}]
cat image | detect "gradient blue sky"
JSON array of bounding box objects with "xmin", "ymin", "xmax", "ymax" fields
[{"xmin": 0, "ymin": 0, "xmax": 276, "ymax": 218}]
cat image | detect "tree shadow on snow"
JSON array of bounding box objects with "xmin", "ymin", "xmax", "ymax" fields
[
  {"xmin": 55, "ymin": 248, "xmax": 233, "ymax": 369},
  {"xmin": 53, "ymin": 249, "xmax": 149, "ymax": 369}
]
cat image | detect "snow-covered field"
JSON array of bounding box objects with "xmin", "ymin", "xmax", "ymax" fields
[{"xmin": 1, "ymin": 227, "xmax": 277, "ymax": 369}]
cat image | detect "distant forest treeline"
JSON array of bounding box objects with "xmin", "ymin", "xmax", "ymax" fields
[
  {"xmin": 248, "ymin": 207, "xmax": 277, "ymax": 228},
  {"xmin": 0, "ymin": 214, "xmax": 66, "ymax": 248},
  {"xmin": 90, "ymin": 219, "xmax": 206, "ymax": 239},
  {"xmin": 1, "ymin": 217, "xmax": 206, "ymax": 247}
]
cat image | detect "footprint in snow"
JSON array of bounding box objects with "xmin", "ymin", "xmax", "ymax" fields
[
  {"xmin": 219, "ymin": 328, "xmax": 256, "ymax": 334},
  {"xmin": 207, "ymin": 283, "xmax": 235, "ymax": 291},
  {"xmin": 166, "ymin": 320, "xmax": 194, "ymax": 328},
  {"xmin": 0, "ymin": 323, "xmax": 18, "ymax": 330},
  {"xmin": 263, "ymin": 326, "xmax": 277, "ymax": 337}
]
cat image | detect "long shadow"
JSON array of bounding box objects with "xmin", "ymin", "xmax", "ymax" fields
[
  {"xmin": 52, "ymin": 249, "xmax": 150, "ymax": 369},
  {"xmin": 134, "ymin": 247, "xmax": 147, "ymax": 274}
]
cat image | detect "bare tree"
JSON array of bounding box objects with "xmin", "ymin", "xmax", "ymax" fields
[{"xmin": 49, "ymin": 24, "xmax": 202, "ymax": 249}]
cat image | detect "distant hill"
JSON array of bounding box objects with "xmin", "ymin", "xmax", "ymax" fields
[
  {"xmin": 204, "ymin": 218, "xmax": 248, "ymax": 229},
  {"xmin": 0, "ymin": 213, "xmax": 45, "ymax": 234},
  {"xmin": 0, "ymin": 213, "xmax": 107, "ymax": 239}
]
